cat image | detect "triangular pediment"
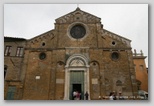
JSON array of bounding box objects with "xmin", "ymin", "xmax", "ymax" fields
[
  {"xmin": 55, "ymin": 7, "xmax": 101, "ymax": 24},
  {"xmin": 26, "ymin": 29, "xmax": 55, "ymax": 48},
  {"xmin": 102, "ymin": 29, "xmax": 131, "ymax": 47}
]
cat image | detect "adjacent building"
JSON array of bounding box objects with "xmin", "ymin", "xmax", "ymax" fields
[
  {"xmin": 133, "ymin": 49, "xmax": 148, "ymax": 93},
  {"xmin": 4, "ymin": 37, "xmax": 26, "ymax": 100}
]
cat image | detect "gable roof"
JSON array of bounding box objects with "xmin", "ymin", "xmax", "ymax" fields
[
  {"xmin": 103, "ymin": 29, "xmax": 131, "ymax": 42},
  {"xmin": 55, "ymin": 7, "xmax": 101, "ymax": 24}
]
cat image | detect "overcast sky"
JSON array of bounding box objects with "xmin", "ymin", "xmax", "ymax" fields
[{"xmin": 4, "ymin": 4, "xmax": 148, "ymax": 66}]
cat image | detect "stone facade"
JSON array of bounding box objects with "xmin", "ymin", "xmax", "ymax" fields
[{"xmin": 4, "ymin": 8, "xmax": 139, "ymax": 100}]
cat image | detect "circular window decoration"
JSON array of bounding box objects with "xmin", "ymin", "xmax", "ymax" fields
[
  {"xmin": 70, "ymin": 24, "xmax": 86, "ymax": 39},
  {"xmin": 112, "ymin": 41, "xmax": 116, "ymax": 45},
  {"xmin": 39, "ymin": 52, "xmax": 46, "ymax": 60},
  {"xmin": 42, "ymin": 42, "xmax": 45, "ymax": 46},
  {"xmin": 111, "ymin": 52, "xmax": 119, "ymax": 60}
]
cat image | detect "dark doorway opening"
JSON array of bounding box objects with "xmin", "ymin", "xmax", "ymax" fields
[
  {"xmin": 73, "ymin": 84, "xmax": 81, "ymax": 93},
  {"xmin": 72, "ymin": 84, "xmax": 82, "ymax": 100}
]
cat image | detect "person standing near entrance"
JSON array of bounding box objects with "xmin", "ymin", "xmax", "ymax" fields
[
  {"xmin": 109, "ymin": 92, "xmax": 114, "ymax": 100},
  {"xmin": 84, "ymin": 91, "xmax": 89, "ymax": 100},
  {"xmin": 118, "ymin": 92, "xmax": 125, "ymax": 100},
  {"xmin": 73, "ymin": 90, "xmax": 77, "ymax": 100},
  {"xmin": 76, "ymin": 91, "xmax": 80, "ymax": 100}
]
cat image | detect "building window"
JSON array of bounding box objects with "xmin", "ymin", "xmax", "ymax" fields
[
  {"xmin": 111, "ymin": 52, "xmax": 119, "ymax": 60},
  {"xmin": 42, "ymin": 42, "xmax": 45, "ymax": 46},
  {"xmin": 39, "ymin": 52, "xmax": 46, "ymax": 60},
  {"xmin": 112, "ymin": 41, "xmax": 116, "ymax": 45},
  {"xmin": 4, "ymin": 46, "xmax": 12, "ymax": 56},
  {"xmin": 70, "ymin": 24, "xmax": 86, "ymax": 39},
  {"xmin": 57, "ymin": 61, "xmax": 64, "ymax": 67},
  {"xmin": 93, "ymin": 62, "xmax": 96, "ymax": 66},
  {"xmin": 16, "ymin": 47, "xmax": 24, "ymax": 57},
  {"xmin": 6, "ymin": 86, "xmax": 16, "ymax": 100},
  {"xmin": 140, "ymin": 65, "xmax": 144, "ymax": 71},
  {"xmin": 4, "ymin": 65, "xmax": 7, "ymax": 79},
  {"xmin": 116, "ymin": 80, "xmax": 122, "ymax": 86}
]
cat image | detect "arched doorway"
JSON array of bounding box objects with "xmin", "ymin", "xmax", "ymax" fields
[{"xmin": 64, "ymin": 54, "xmax": 90, "ymax": 100}]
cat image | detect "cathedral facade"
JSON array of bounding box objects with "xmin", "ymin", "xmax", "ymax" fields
[{"xmin": 4, "ymin": 8, "xmax": 138, "ymax": 100}]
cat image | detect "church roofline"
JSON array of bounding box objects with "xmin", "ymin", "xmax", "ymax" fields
[
  {"xmin": 103, "ymin": 29, "xmax": 131, "ymax": 42},
  {"xmin": 4, "ymin": 36, "xmax": 26, "ymax": 42},
  {"xmin": 55, "ymin": 7, "xmax": 101, "ymax": 22},
  {"xmin": 27, "ymin": 29, "xmax": 55, "ymax": 41},
  {"xmin": 133, "ymin": 56, "xmax": 147, "ymax": 59},
  {"xmin": 4, "ymin": 36, "xmax": 26, "ymax": 40}
]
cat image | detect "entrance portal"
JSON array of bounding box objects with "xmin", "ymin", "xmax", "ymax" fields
[{"xmin": 64, "ymin": 54, "xmax": 90, "ymax": 100}]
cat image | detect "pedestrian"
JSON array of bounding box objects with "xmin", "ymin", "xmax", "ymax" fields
[
  {"xmin": 109, "ymin": 92, "xmax": 114, "ymax": 100},
  {"xmin": 118, "ymin": 92, "xmax": 124, "ymax": 100},
  {"xmin": 102, "ymin": 96, "xmax": 106, "ymax": 100},
  {"xmin": 113, "ymin": 91, "xmax": 117, "ymax": 100},
  {"xmin": 76, "ymin": 91, "xmax": 80, "ymax": 100},
  {"xmin": 73, "ymin": 90, "xmax": 77, "ymax": 100},
  {"xmin": 98, "ymin": 96, "xmax": 101, "ymax": 100},
  {"xmin": 84, "ymin": 91, "xmax": 89, "ymax": 100}
]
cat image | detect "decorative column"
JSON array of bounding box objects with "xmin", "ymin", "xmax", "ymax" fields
[
  {"xmin": 64, "ymin": 68, "xmax": 69, "ymax": 100},
  {"xmin": 87, "ymin": 68, "xmax": 90, "ymax": 100}
]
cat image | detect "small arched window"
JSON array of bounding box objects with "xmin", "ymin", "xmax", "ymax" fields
[
  {"xmin": 90, "ymin": 61, "xmax": 99, "ymax": 67},
  {"xmin": 116, "ymin": 80, "xmax": 122, "ymax": 86},
  {"xmin": 57, "ymin": 61, "xmax": 65, "ymax": 67}
]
